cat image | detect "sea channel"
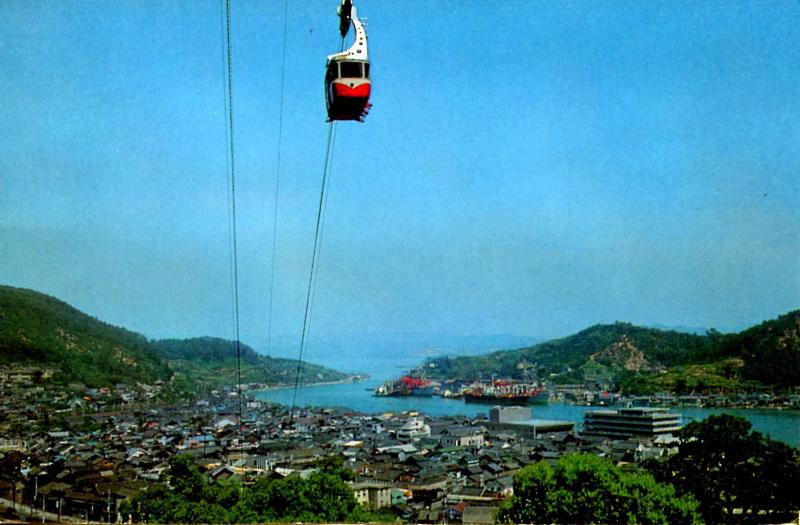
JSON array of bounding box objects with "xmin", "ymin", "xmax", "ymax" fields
[{"xmin": 254, "ymin": 377, "xmax": 800, "ymax": 447}]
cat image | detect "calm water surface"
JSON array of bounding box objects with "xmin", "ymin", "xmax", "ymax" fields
[{"xmin": 255, "ymin": 378, "xmax": 800, "ymax": 447}]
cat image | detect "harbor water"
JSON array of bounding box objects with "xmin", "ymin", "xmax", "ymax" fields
[{"xmin": 255, "ymin": 378, "xmax": 800, "ymax": 447}]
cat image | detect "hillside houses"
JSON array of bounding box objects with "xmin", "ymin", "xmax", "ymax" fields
[{"xmin": 2, "ymin": 379, "xmax": 691, "ymax": 524}]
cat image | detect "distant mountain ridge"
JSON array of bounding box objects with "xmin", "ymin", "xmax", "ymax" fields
[
  {"xmin": 0, "ymin": 285, "xmax": 349, "ymax": 389},
  {"xmin": 262, "ymin": 333, "xmax": 545, "ymax": 382},
  {"xmin": 425, "ymin": 312, "xmax": 800, "ymax": 391},
  {"xmin": 647, "ymin": 323, "xmax": 710, "ymax": 335},
  {"xmin": 4, "ymin": 284, "xmax": 797, "ymax": 393}
]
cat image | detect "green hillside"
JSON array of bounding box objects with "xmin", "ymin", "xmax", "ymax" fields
[
  {"xmin": 153, "ymin": 337, "xmax": 351, "ymax": 388},
  {"xmin": 427, "ymin": 322, "xmax": 710, "ymax": 382},
  {"xmin": 0, "ymin": 285, "xmax": 350, "ymax": 390},
  {"xmin": 705, "ymin": 310, "xmax": 800, "ymax": 388},
  {"xmin": 0, "ymin": 285, "xmax": 170, "ymax": 386},
  {"xmin": 425, "ymin": 313, "xmax": 800, "ymax": 392}
]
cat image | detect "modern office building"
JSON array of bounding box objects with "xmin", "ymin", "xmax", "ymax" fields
[{"xmin": 582, "ymin": 407, "xmax": 682, "ymax": 439}]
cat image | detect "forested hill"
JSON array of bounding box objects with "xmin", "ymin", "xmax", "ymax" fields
[
  {"xmin": 153, "ymin": 337, "xmax": 351, "ymax": 387},
  {"xmin": 0, "ymin": 285, "xmax": 350, "ymax": 389},
  {"xmin": 703, "ymin": 310, "xmax": 800, "ymax": 387},
  {"xmin": 427, "ymin": 323, "xmax": 709, "ymax": 383},
  {"xmin": 426, "ymin": 312, "xmax": 800, "ymax": 391},
  {"xmin": 0, "ymin": 285, "xmax": 170, "ymax": 386}
]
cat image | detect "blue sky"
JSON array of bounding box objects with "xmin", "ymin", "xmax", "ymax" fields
[{"xmin": 2, "ymin": 0, "xmax": 799, "ymax": 361}]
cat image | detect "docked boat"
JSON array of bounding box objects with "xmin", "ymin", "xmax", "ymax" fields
[
  {"xmin": 374, "ymin": 375, "xmax": 436, "ymax": 397},
  {"xmin": 462, "ymin": 380, "xmax": 549, "ymax": 406}
]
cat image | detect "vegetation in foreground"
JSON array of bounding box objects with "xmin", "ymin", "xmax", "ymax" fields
[
  {"xmin": 648, "ymin": 414, "xmax": 800, "ymax": 524},
  {"xmin": 498, "ymin": 453, "xmax": 702, "ymax": 525},
  {"xmin": 121, "ymin": 456, "xmax": 394, "ymax": 524},
  {"xmin": 499, "ymin": 415, "xmax": 800, "ymax": 525},
  {"xmin": 116, "ymin": 415, "xmax": 800, "ymax": 525}
]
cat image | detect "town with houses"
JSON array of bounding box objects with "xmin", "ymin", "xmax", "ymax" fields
[{"xmin": 2, "ymin": 363, "xmax": 798, "ymax": 524}]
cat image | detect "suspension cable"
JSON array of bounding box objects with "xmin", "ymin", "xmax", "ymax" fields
[
  {"xmin": 287, "ymin": 21, "xmax": 348, "ymax": 421},
  {"xmin": 266, "ymin": 0, "xmax": 290, "ymax": 355},
  {"xmin": 303, "ymin": 124, "xmax": 338, "ymax": 359},
  {"xmin": 218, "ymin": 0, "xmax": 236, "ymax": 378},
  {"xmin": 290, "ymin": 121, "xmax": 337, "ymax": 419},
  {"xmin": 221, "ymin": 0, "xmax": 244, "ymax": 441}
]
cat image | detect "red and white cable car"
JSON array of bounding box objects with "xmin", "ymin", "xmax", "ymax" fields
[{"xmin": 325, "ymin": 0, "xmax": 371, "ymax": 122}]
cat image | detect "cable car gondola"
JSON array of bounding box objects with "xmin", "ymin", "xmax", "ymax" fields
[{"xmin": 325, "ymin": 0, "xmax": 371, "ymax": 122}]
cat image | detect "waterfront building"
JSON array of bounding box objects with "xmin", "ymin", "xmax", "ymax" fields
[
  {"xmin": 486, "ymin": 405, "xmax": 574, "ymax": 437},
  {"xmin": 582, "ymin": 407, "xmax": 682, "ymax": 439},
  {"xmin": 489, "ymin": 406, "xmax": 531, "ymax": 424}
]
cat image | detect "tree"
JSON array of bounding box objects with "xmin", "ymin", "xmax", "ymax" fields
[
  {"xmin": 239, "ymin": 471, "xmax": 358, "ymax": 523},
  {"xmin": 314, "ymin": 454, "xmax": 355, "ymax": 480},
  {"xmin": 126, "ymin": 456, "xmax": 240, "ymax": 524},
  {"xmin": 165, "ymin": 455, "xmax": 206, "ymax": 500},
  {"xmin": 650, "ymin": 414, "xmax": 800, "ymax": 524},
  {"xmin": 125, "ymin": 453, "xmax": 365, "ymax": 524},
  {"xmin": 305, "ymin": 471, "xmax": 358, "ymax": 521},
  {"xmin": 498, "ymin": 453, "xmax": 701, "ymax": 525}
]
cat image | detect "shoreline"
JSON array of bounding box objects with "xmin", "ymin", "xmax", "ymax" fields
[
  {"xmin": 247, "ymin": 373, "xmax": 799, "ymax": 414},
  {"xmin": 251, "ymin": 373, "xmax": 370, "ymax": 393},
  {"xmin": 255, "ymin": 379, "xmax": 800, "ymax": 414},
  {"xmin": 254, "ymin": 384, "xmax": 800, "ymax": 447}
]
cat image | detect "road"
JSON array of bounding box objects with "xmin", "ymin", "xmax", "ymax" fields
[{"xmin": 0, "ymin": 496, "xmax": 83, "ymax": 523}]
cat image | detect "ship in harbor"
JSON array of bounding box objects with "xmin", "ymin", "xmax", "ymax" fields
[
  {"xmin": 374, "ymin": 375, "xmax": 436, "ymax": 397},
  {"xmin": 462, "ymin": 379, "xmax": 549, "ymax": 406}
]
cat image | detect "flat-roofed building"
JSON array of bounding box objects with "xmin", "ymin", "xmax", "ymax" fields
[
  {"xmin": 489, "ymin": 406, "xmax": 531, "ymax": 424},
  {"xmin": 582, "ymin": 407, "xmax": 682, "ymax": 439}
]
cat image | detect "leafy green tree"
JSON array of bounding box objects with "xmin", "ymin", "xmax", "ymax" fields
[
  {"xmin": 166, "ymin": 455, "xmax": 207, "ymax": 499},
  {"xmin": 499, "ymin": 453, "xmax": 702, "ymax": 525},
  {"xmin": 133, "ymin": 482, "xmax": 184, "ymax": 523},
  {"xmin": 126, "ymin": 452, "xmax": 367, "ymax": 524},
  {"xmin": 314, "ymin": 454, "xmax": 355, "ymax": 480},
  {"xmin": 127, "ymin": 455, "xmax": 241, "ymax": 524},
  {"xmin": 261, "ymin": 476, "xmax": 312, "ymax": 521},
  {"xmin": 240, "ymin": 471, "xmax": 357, "ymax": 523},
  {"xmin": 622, "ymin": 472, "xmax": 704, "ymax": 525},
  {"xmin": 650, "ymin": 414, "xmax": 800, "ymax": 524},
  {"xmin": 499, "ymin": 461, "xmax": 556, "ymax": 522},
  {"xmin": 305, "ymin": 471, "xmax": 358, "ymax": 521}
]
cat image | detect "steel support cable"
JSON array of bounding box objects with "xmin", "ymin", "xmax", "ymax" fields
[
  {"xmin": 301, "ymin": 123, "xmax": 338, "ymax": 373},
  {"xmin": 306, "ymin": 126, "xmax": 336, "ymax": 311},
  {"xmin": 218, "ymin": 0, "xmax": 236, "ymax": 383},
  {"xmin": 266, "ymin": 0, "xmax": 290, "ymax": 355},
  {"xmin": 221, "ymin": 0, "xmax": 244, "ymax": 441},
  {"xmin": 289, "ymin": 121, "xmax": 336, "ymax": 421},
  {"xmin": 288, "ymin": 33, "xmax": 345, "ymax": 423}
]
